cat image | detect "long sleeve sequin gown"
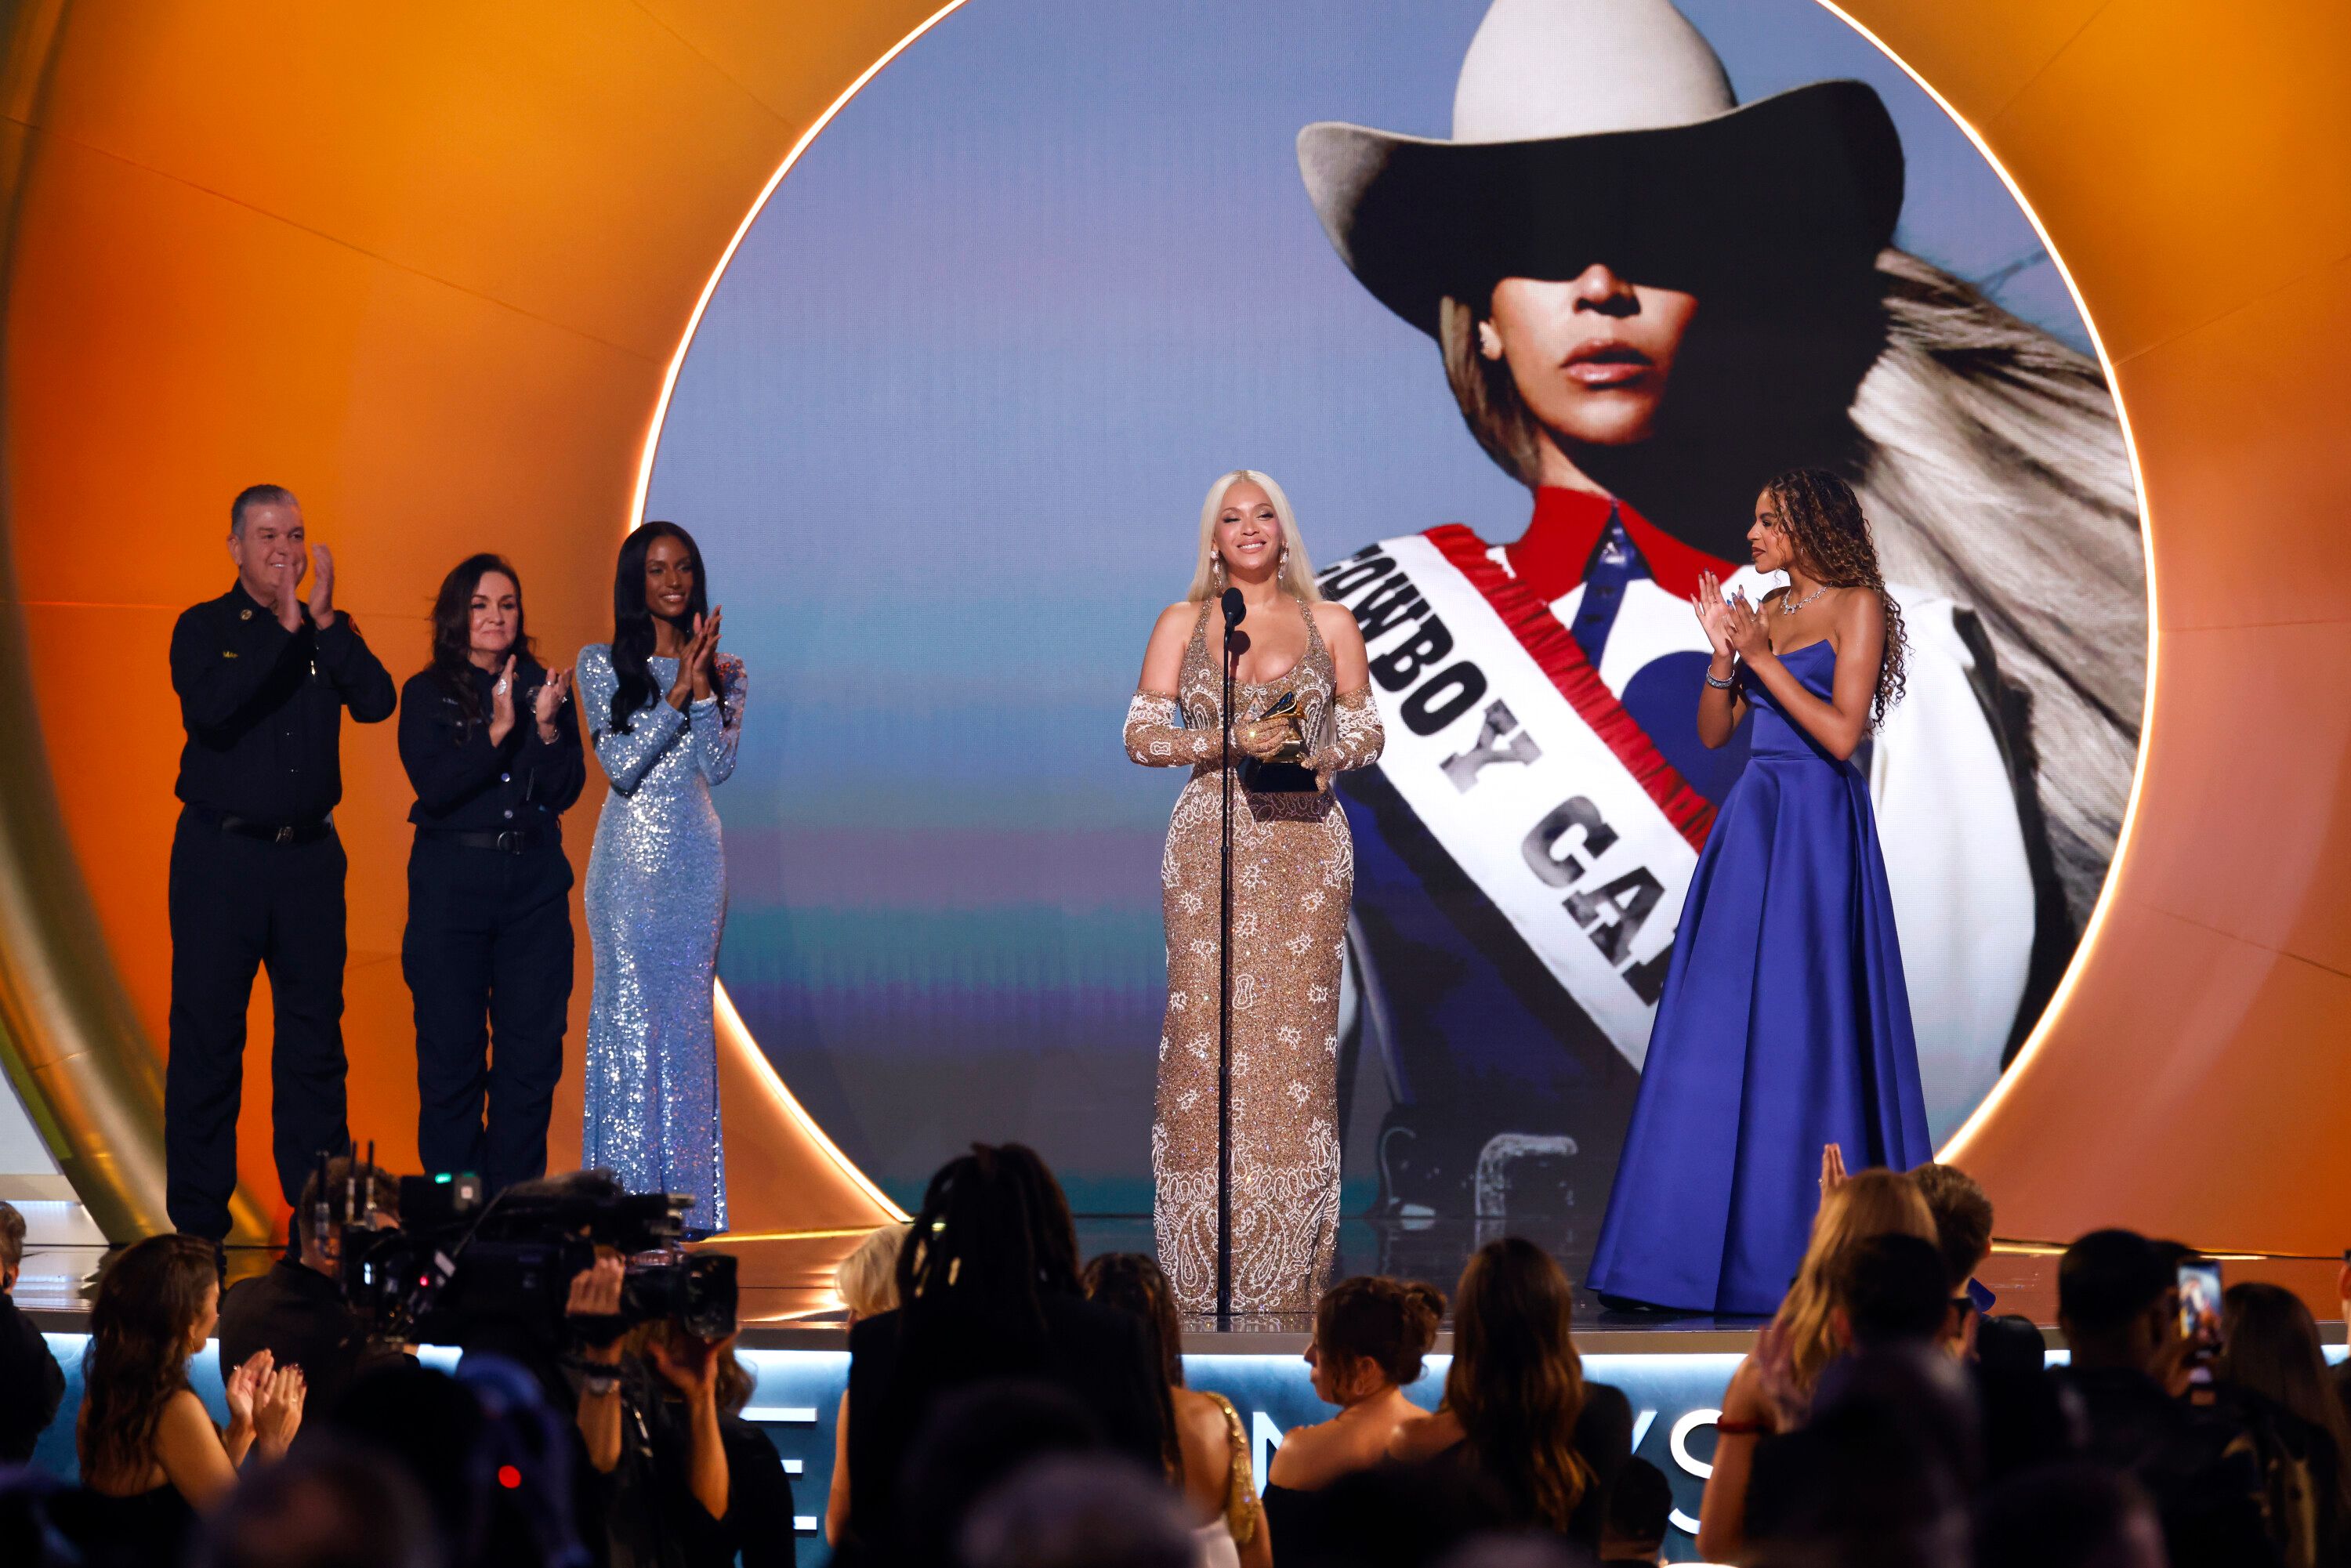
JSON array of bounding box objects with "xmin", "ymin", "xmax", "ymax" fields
[
  {"xmin": 1124, "ymin": 599, "xmax": 1385, "ymax": 1316},
  {"xmin": 577, "ymin": 646, "xmax": 746, "ymax": 1233}
]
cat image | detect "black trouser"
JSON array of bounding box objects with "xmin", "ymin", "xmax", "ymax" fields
[
  {"xmin": 165, "ymin": 809, "xmax": 352, "ymax": 1242},
  {"xmin": 402, "ymin": 835, "xmax": 574, "ymax": 1193}
]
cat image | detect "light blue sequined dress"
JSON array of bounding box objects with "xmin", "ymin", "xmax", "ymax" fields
[{"xmin": 577, "ymin": 646, "xmax": 746, "ymax": 1233}]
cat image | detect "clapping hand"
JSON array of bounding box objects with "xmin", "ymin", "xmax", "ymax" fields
[
  {"xmin": 252, "ymin": 1361, "xmax": 306, "ymax": 1458},
  {"xmin": 224, "ymin": 1347, "xmax": 271, "ymax": 1434},
  {"xmin": 489, "ymin": 654, "xmax": 518, "ymax": 745},
  {"xmin": 306, "ymin": 544, "xmax": 337, "ymax": 630},
  {"xmin": 1723, "ymin": 587, "xmax": 1770, "ymax": 661},
  {"xmin": 1691, "ymin": 571, "xmax": 1736, "ymax": 661},
  {"xmin": 690, "ymin": 607, "xmax": 723, "ymax": 702},
  {"xmin": 534, "ymin": 666, "xmax": 572, "ymax": 738},
  {"xmin": 271, "ymin": 558, "xmax": 305, "ymax": 633}
]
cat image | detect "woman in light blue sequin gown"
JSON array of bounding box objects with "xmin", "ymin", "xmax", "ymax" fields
[{"xmin": 578, "ymin": 522, "xmax": 745, "ymax": 1235}]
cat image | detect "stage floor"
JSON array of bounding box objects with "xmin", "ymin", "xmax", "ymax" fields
[{"xmin": 19, "ymin": 1217, "xmax": 2345, "ymax": 1353}]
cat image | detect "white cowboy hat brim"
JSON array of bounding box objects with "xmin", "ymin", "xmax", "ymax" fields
[{"xmin": 1299, "ymin": 80, "xmax": 1904, "ymax": 337}]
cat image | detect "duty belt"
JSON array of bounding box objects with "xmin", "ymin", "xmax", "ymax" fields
[{"xmin": 191, "ymin": 806, "xmax": 334, "ymax": 845}]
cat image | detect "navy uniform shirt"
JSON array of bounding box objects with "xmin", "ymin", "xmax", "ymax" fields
[
  {"xmin": 169, "ymin": 583, "xmax": 398, "ymax": 823},
  {"xmin": 397, "ymin": 656, "xmax": 585, "ymax": 835}
]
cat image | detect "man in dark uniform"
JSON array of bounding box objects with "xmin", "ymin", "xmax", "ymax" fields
[{"xmin": 167, "ymin": 483, "xmax": 397, "ymax": 1243}]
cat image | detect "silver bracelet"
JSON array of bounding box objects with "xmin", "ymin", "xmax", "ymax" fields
[{"xmin": 1704, "ymin": 669, "xmax": 1737, "ymax": 690}]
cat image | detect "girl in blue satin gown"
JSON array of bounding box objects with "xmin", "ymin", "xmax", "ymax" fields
[
  {"xmin": 1587, "ymin": 470, "xmax": 1931, "ymax": 1316},
  {"xmin": 578, "ymin": 522, "xmax": 744, "ymax": 1237}
]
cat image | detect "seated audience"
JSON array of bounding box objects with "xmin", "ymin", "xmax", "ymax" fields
[
  {"xmin": 216, "ymin": 1156, "xmax": 402, "ymax": 1414},
  {"xmin": 0, "ymin": 1199, "xmax": 64, "ymax": 1465},
  {"xmin": 1273, "ymin": 1458, "xmax": 1509, "ymax": 1568},
  {"xmin": 2215, "ymin": 1280, "xmax": 2351, "ymax": 1568},
  {"xmin": 1697, "ymin": 1169, "xmax": 1939, "ymax": 1562},
  {"xmin": 959, "ymin": 1453, "xmax": 1196, "ymax": 1568},
  {"xmin": 827, "ymin": 1221, "xmax": 910, "ymax": 1545},
  {"xmin": 1265, "ymin": 1275, "xmax": 1444, "ymax": 1558},
  {"xmin": 1743, "ymin": 1347, "xmax": 1976, "ymax": 1568},
  {"xmin": 1972, "ymin": 1462, "xmax": 2166, "ymax": 1568},
  {"xmin": 1910, "ymin": 1161, "xmax": 1998, "ymax": 1324},
  {"xmin": 1834, "ymin": 1233, "xmax": 1960, "ymax": 1354},
  {"xmin": 2054, "ymin": 1228, "xmax": 2274, "ymax": 1568},
  {"xmin": 1084, "ymin": 1253, "xmax": 1270, "ymax": 1568},
  {"xmin": 1971, "ymin": 1314, "xmax": 2082, "ymax": 1485},
  {"xmin": 187, "ymin": 1435, "xmax": 439, "ymax": 1568},
  {"xmin": 888, "ymin": 1379, "xmax": 1108, "ymax": 1568},
  {"xmin": 840, "ymin": 1143, "xmax": 1168, "ymax": 1555},
  {"xmin": 1389, "ymin": 1237, "xmax": 1633, "ymax": 1552},
  {"xmin": 1596, "ymin": 1456, "xmax": 1672, "ymax": 1566},
  {"xmin": 62, "ymin": 1234, "xmax": 306, "ymax": 1566}
]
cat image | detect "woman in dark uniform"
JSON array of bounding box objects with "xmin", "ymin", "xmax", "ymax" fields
[{"xmin": 398, "ymin": 553, "xmax": 583, "ymax": 1193}]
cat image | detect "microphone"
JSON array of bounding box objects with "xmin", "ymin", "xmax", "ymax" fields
[{"xmin": 1221, "ymin": 586, "xmax": 1246, "ymax": 628}]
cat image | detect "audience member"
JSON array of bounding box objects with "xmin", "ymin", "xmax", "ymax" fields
[
  {"xmin": 1834, "ymin": 1233, "xmax": 1958, "ymax": 1353},
  {"xmin": 1972, "ymin": 1315, "xmax": 2083, "ymax": 1485},
  {"xmin": 1744, "ymin": 1346, "xmax": 1974, "ymax": 1568},
  {"xmin": 889, "ymin": 1379, "xmax": 1107, "ymax": 1568},
  {"xmin": 216, "ymin": 1156, "xmax": 402, "ymax": 1414},
  {"xmin": 960, "ymin": 1452, "xmax": 1197, "ymax": 1568},
  {"xmin": 1696, "ymin": 1170, "xmax": 1937, "ymax": 1561},
  {"xmin": 1972, "ymin": 1462, "xmax": 2166, "ymax": 1568},
  {"xmin": 1277, "ymin": 1458, "xmax": 1510, "ymax": 1568},
  {"xmin": 1596, "ymin": 1456, "xmax": 1672, "ymax": 1566},
  {"xmin": 841, "ymin": 1144, "xmax": 1169, "ymax": 1555},
  {"xmin": 0, "ymin": 1199, "xmax": 64, "ymax": 1465},
  {"xmin": 187, "ymin": 1434, "xmax": 441, "ymax": 1568},
  {"xmin": 61, "ymin": 1234, "xmax": 306, "ymax": 1566},
  {"xmin": 1265, "ymin": 1275, "xmax": 1444, "ymax": 1559},
  {"xmin": 2055, "ymin": 1228, "xmax": 2275, "ymax": 1567},
  {"xmin": 2336, "ymin": 1257, "xmax": 2350, "ymax": 1424},
  {"xmin": 1084, "ymin": 1253, "xmax": 1270, "ymax": 1568},
  {"xmin": 2215, "ymin": 1280, "xmax": 2351, "ymax": 1568},
  {"xmin": 1910, "ymin": 1161, "xmax": 1996, "ymax": 1306},
  {"xmin": 1432, "ymin": 1536, "xmax": 1596, "ymax": 1568},
  {"xmin": 827, "ymin": 1222, "xmax": 910, "ymax": 1545},
  {"xmin": 1389, "ymin": 1237, "xmax": 1632, "ymax": 1552}
]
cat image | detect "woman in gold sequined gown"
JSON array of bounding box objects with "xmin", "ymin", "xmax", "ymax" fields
[{"xmin": 1124, "ymin": 470, "xmax": 1386, "ymax": 1318}]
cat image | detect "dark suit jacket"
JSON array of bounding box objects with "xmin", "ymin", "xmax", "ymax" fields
[
  {"xmin": 842, "ymin": 1295, "xmax": 1169, "ymax": 1549},
  {"xmin": 0, "ymin": 1290, "xmax": 63, "ymax": 1463},
  {"xmin": 216, "ymin": 1260, "xmax": 393, "ymax": 1414}
]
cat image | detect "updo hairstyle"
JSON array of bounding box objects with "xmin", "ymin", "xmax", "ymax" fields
[{"xmin": 1315, "ymin": 1275, "xmax": 1445, "ymax": 1389}]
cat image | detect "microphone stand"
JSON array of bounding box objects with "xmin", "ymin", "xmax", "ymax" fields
[{"xmin": 1217, "ymin": 596, "xmax": 1246, "ymax": 1330}]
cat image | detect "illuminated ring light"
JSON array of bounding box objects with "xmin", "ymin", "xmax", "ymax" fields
[{"xmin": 3, "ymin": 2, "xmax": 2342, "ymax": 1260}]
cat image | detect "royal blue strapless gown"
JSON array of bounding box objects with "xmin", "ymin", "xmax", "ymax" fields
[{"xmin": 1585, "ymin": 640, "xmax": 1931, "ymax": 1316}]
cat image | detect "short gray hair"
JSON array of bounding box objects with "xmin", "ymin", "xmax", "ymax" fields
[{"xmin": 230, "ymin": 483, "xmax": 299, "ymax": 536}]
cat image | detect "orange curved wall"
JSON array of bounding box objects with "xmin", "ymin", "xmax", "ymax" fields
[{"xmin": 1, "ymin": 0, "xmax": 2344, "ymax": 1251}]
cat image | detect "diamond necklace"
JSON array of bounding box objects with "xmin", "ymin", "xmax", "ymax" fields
[{"xmin": 1778, "ymin": 583, "xmax": 1829, "ymax": 616}]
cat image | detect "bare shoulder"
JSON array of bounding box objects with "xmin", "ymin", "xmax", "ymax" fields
[
  {"xmin": 1266, "ymin": 1414, "xmax": 1346, "ymax": 1489},
  {"xmin": 1153, "ymin": 601, "xmax": 1204, "ymax": 639},
  {"xmin": 1310, "ymin": 600, "xmax": 1360, "ymax": 636},
  {"xmin": 1387, "ymin": 1407, "xmax": 1462, "ymax": 1463}
]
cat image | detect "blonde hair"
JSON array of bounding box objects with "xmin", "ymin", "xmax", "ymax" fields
[
  {"xmin": 1186, "ymin": 469, "xmax": 1321, "ymax": 604},
  {"xmin": 835, "ymin": 1222, "xmax": 910, "ymax": 1320},
  {"xmin": 1771, "ymin": 1170, "xmax": 1938, "ymax": 1399},
  {"xmin": 1443, "ymin": 250, "xmax": 2143, "ymax": 929}
]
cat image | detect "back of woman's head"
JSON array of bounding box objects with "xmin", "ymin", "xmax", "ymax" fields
[
  {"xmin": 836, "ymin": 1222, "xmax": 911, "ymax": 1320},
  {"xmin": 1444, "ymin": 1237, "xmax": 1591, "ymax": 1532},
  {"xmin": 81, "ymin": 1234, "xmax": 218, "ymax": 1483},
  {"xmin": 1080, "ymin": 1253, "xmax": 1183, "ymax": 1389},
  {"xmin": 2221, "ymin": 1281, "xmax": 2351, "ymax": 1505},
  {"xmin": 900, "ymin": 1143, "xmax": 1081, "ymax": 1338},
  {"xmin": 1773, "ymin": 1170, "xmax": 1939, "ymax": 1399},
  {"xmin": 1317, "ymin": 1276, "xmax": 1444, "ymax": 1392}
]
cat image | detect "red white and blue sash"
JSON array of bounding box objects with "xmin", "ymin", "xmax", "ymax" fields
[{"xmin": 1319, "ymin": 527, "xmax": 1712, "ymax": 1067}]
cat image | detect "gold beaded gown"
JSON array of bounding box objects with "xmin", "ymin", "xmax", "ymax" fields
[{"xmin": 1123, "ymin": 598, "xmax": 1386, "ymax": 1317}]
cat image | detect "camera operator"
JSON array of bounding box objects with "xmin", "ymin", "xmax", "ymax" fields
[
  {"xmin": 570, "ymin": 1258, "xmax": 750, "ymax": 1566},
  {"xmin": 218, "ymin": 1156, "xmax": 403, "ymax": 1414}
]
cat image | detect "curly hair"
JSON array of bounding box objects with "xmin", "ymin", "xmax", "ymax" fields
[
  {"xmin": 1762, "ymin": 467, "xmax": 1907, "ymax": 727},
  {"xmin": 1079, "ymin": 1251, "xmax": 1186, "ymax": 1479},
  {"xmin": 80, "ymin": 1234, "xmax": 219, "ymax": 1487},
  {"xmin": 1316, "ymin": 1275, "xmax": 1445, "ymax": 1391}
]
